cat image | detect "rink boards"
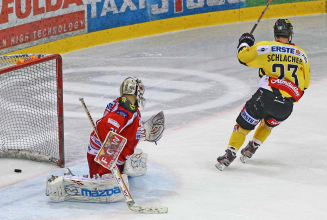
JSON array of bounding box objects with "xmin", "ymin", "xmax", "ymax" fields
[{"xmin": 1, "ymin": 0, "xmax": 325, "ymax": 55}]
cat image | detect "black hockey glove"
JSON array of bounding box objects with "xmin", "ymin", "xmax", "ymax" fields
[{"xmin": 238, "ymin": 33, "xmax": 255, "ymax": 48}]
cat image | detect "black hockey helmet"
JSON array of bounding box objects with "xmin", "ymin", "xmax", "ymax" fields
[{"xmin": 273, "ymin": 19, "xmax": 293, "ymax": 41}]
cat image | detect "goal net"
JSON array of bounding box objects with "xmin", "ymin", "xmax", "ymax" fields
[{"xmin": 0, "ymin": 54, "xmax": 64, "ymax": 167}]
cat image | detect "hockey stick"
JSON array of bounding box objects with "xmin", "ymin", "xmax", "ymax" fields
[
  {"xmin": 250, "ymin": 0, "xmax": 273, "ymax": 35},
  {"xmin": 79, "ymin": 97, "xmax": 168, "ymax": 214}
]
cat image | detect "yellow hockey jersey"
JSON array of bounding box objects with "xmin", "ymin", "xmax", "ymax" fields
[{"xmin": 238, "ymin": 41, "xmax": 310, "ymax": 100}]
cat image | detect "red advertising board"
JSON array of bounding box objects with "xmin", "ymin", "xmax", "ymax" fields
[
  {"xmin": 0, "ymin": 11, "xmax": 85, "ymax": 50},
  {"xmin": 0, "ymin": 0, "xmax": 86, "ymax": 52}
]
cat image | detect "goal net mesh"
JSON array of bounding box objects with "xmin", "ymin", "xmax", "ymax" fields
[{"xmin": 0, "ymin": 54, "xmax": 64, "ymax": 167}]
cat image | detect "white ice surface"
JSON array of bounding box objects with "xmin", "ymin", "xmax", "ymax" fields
[{"xmin": 1, "ymin": 14, "xmax": 327, "ymax": 220}]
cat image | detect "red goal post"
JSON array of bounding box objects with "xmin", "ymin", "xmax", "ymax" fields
[{"xmin": 0, "ymin": 54, "xmax": 64, "ymax": 167}]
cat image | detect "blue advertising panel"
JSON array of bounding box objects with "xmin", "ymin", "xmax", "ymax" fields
[{"xmin": 86, "ymin": 0, "xmax": 246, "ymax": 33}]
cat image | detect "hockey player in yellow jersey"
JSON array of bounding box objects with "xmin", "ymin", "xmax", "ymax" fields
[{"xmin": 216, "ymin": 19, "xmax": 311, "ymax": 171}]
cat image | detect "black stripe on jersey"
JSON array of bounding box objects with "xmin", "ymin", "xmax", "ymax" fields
[
  {"xmin": 238, "ymin": 59, "xmax": 248, "ymax": 66},
  {"xmin": 238, "ymin": 46, "xmax": 247, "ymax": 54},
  {"xmin": 259, "ymin": 68, "xmax": 266, "ymax": 78}
]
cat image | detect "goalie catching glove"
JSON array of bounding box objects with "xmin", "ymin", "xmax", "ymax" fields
[{"xmin": 140, "ymin": 111, "xmax": 165, "ymax": 144}]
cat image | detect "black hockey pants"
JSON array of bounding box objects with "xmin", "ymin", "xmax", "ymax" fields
[{"xmin": 236, "ymin": 88, "xmax": 294, "ymax": 130}]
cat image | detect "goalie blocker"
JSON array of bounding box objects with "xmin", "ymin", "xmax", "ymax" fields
[{"xmin": 94, "ymin": 131, "xmax": 127, "ymax": 171}]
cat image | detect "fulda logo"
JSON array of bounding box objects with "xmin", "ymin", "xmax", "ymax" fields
[{"xmin": 0, "ymin": 0, "xmax": 84, "ymax": 24}]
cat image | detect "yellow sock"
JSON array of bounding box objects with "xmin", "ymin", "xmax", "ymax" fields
[
  {"xmin": 228, "ymin": 124, "xmax": 251, "ymax": 151},
  {"xmin": 253, "ymin": 120, "xmax": 272, "ymax": 145}
]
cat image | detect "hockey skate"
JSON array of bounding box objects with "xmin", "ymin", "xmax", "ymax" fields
[
  {"xmin": 215, "ymin": 148, "xmax": 236, "ymax": 171},
  {"xmin": 240, "ymin": 141, "xmax": 260, "ymax": 163}
]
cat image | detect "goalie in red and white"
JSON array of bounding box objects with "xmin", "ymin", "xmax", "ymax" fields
[
  {"xmin": 46, "ymin": 76, "xmax": 165, "ymax": 202},
  {"xmin": 88, "ymin": 76, "xmax": 164, "ymax": 177}
]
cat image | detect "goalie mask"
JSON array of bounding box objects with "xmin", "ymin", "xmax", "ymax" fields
[{"xmin": 120, "ymin": 76, "xmax": 146, "ymax": 109}]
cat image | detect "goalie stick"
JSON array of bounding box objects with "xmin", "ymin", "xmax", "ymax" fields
[
  {"xmin": 79, "ymin": 97, "xmax": 168, "ymax": 214},
  {"xmin": 250, "ymin": 0, "xmax": 273, "ymax": 35}
]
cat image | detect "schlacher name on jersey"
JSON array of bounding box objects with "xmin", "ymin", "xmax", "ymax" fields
[{"xmin": 267, "ymin": 54, "xmax": 303, "ymax": 65}]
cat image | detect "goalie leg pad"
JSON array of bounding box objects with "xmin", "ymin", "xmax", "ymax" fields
[
  {"xmin": 46, "ymin": 173, "xmax": 129, "ymax": 203},
  {"xmin": 46, "ymin": 176, "xmax": 66, "ymax": 202},
  {"xmin": 123, "ymin": 148, "xmax": 148, "ymax": 177}
]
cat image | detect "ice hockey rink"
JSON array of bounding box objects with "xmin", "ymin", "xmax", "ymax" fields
[{"xmin": 1, "ymin": 14, "xmax": 327, "ymax": 220}]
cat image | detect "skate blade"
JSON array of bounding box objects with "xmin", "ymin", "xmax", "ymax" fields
[
  {"xmin": 240, "ymin": 155, "xmax": 248, "ymax": 163},
  {"xmin": 215, "ymin": 163, "xmax": 226, "ymax": 171}
]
